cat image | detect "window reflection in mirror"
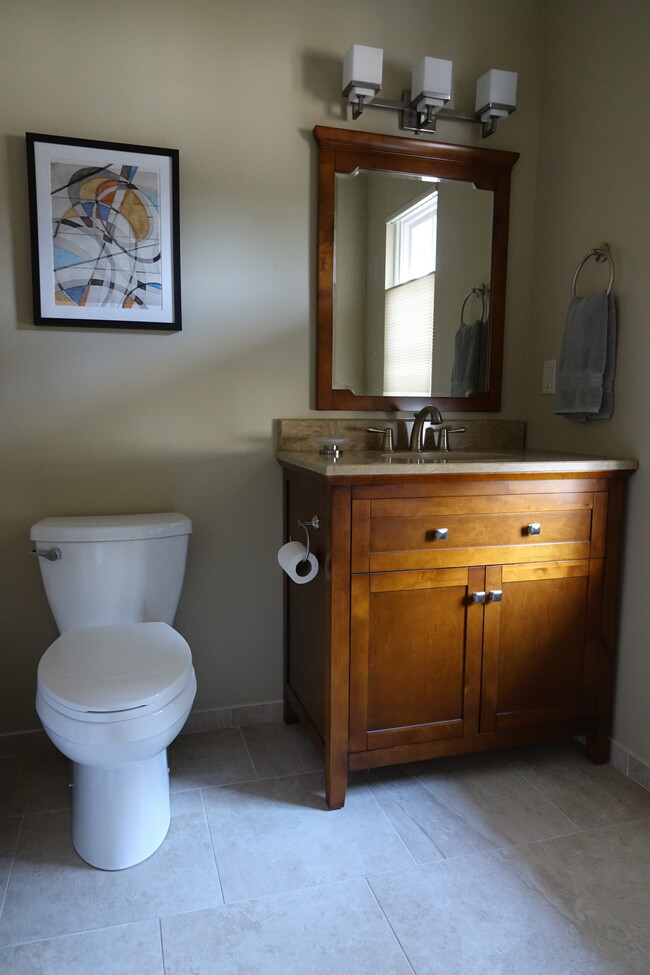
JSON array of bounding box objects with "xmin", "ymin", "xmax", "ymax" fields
[{"xmin": 384, "ymin": 186, "xmax": 437, "ymax": 396}]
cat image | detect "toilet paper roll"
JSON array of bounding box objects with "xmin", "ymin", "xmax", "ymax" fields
[{"xmin": 277, "ymin": 540, "xmax": 319, "ymax": 584}]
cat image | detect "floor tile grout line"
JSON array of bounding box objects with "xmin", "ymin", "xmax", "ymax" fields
[
  {"xmin": 497, "ymin": 746, "xmax": 601, "ymax": 833},
  {"xmin": 499, "ymin": 747, "xmax": 650, "ymax": 829},
  {"xmin": 253, "ymin": 767, "xmax": 325, "ymax": 782},
  {"xmin": 168, "ymin": 759, "xmax": 325, "ymax": 794},
  {"xmin": 352, "ymin": 834, "xmax": 544, "ymax": 879},
  {"xmin": 629, "ymin": 934, "xmax": 650, "ymax": 961},
  {"xmin": 500, "ymin": 761, "xmax": 585, "ymax": 834},
  {"xmin": 359, "ymin": 776, "xmax": 420, "ymax": 867},
  {"xmin": 409, "ymin": 756, "xmax": 587, "ymax": 844},
  {"xmin": 178, "ymin": 767, "xmax": 330, "ymax": 799},
  {"xmin": 0, "ymin": 815, "xmax": 24, "ymax": 924},
  {"xmin": 170, "ymin": 773, "xmax": 257, "ymax": 795},
  {"xmin": 198, "ymin": 788, "xmax": 226, "ymax": 906},
  {"xmin": 363, "ymin": 876, "xmax": 419, "ymax": 975},
  {"xmin": 205, "ymin": 871, "xmax": 411, "ymax": 911},
  {"xmin": 237, "ymin": 725, "xmax": 261, "ymax": 780},
  {"xmin": 0, "ymin": 917, "xmax": 165, "ymax": 952},
  {"xmin": 5, "ymin": 803, "xmax": 72, "ymax": 821},
  {"xmin": 536, "ymin": 811, "xmax": 650, "ymax": 845},
  {"xmin": 186, "ymin": 838, "xmax": 550, "ymax": 910},
  {"xmin": 157, "ymin": 918, "xmax": 167, "ymax": 975},
  {"xmin": 362, "ymin": 766, "xmax": 480, "ymax": 864}
]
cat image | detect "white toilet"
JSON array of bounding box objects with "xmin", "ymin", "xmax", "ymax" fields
[{"xmin": 30, "ymin": 512, "xmax": 196, "ymax": 871}]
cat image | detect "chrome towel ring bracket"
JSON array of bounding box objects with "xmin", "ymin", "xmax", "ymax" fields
[
  {"xmin": 572, "ymin": 242, "xmax": 615, "ymax": 297},
  {"xmin": 460, "ymin": 284, "xmax": 489, "ymax": 325}
]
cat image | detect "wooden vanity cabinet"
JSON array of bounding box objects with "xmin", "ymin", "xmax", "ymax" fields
[{"xmin": 281, "ymin": 464, "xmax": 629, "ymax": 809}]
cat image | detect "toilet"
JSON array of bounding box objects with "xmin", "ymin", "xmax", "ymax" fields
[{"xmin": 30, "ymin": 512, "xmax": 196, "ymax": 871}]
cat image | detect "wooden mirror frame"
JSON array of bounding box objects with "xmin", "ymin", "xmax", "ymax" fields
[{"xmin": 314, "ymin": 125, "xmax": 519, "ymax": 412}]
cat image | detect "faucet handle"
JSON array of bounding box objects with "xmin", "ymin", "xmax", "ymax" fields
[
  {"xmin": 438, "ymin": 426, "xmax": 466, "ymax": 452},
  {"xmin": 366, "ymin": 427, "xmax": 394, "ymax": 452}
]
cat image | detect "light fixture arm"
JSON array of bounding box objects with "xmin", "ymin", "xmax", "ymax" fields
[{"xmin": 352, "ymin": 91, "xmax": 513, "ymax": 138}]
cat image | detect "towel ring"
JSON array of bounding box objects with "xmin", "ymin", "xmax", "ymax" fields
[
  {"xmin": 572, "ymin": 244, "xmax": 615, "ymax": 297},
  {"xmin": 460, "ymin": 285, "xmax": 489, "ymax": 325}
]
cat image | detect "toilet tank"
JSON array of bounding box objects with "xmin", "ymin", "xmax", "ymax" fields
[{"xmin": 30, "ymin": 513, "xmax": 192, "ymax": 633}]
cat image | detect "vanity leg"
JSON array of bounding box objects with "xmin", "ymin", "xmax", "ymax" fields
[
  {"xmin": 283, "ymin": 696, "xmax": 299, "ymax": 725},
  {"xmin": 585, "ymin": 732, "xmax": 610, "ymax": 764},
  {"xmin": 324, "ymin": 753, "xmax": 348, "ymax": 810}
]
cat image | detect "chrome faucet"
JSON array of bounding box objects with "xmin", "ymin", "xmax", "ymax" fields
[{"xmin": 409, "ymin": 405, "xmax": 443, "ymax": 452}]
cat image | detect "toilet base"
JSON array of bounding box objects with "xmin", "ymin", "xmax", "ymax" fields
[{"xmin": 71, "ymin": 750, "xmax": 170, "ymax": 870}]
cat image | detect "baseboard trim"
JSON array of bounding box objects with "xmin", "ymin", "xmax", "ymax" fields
[
  {"xmin": 180, "ymin": 700, "xmax": 284, "ymax": 734},
  {"xmin": 609, "ymin": 738, "xmax": 650, "ymax": 793},
  {"xmin": 0, "ymin": 700, "xmax": 285, "ymax": 756}
]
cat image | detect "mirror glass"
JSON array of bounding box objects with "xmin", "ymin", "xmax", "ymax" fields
[
  {"xmin": 334, "ymin": 168, "xmax": 493, "ymax": 398},
  {"xmin": 314, "ymin": 126, "xmax": 519, "ymax": 412}
]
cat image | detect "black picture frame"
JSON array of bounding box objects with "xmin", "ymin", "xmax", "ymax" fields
[{"xmin": 26, "ymin": 133, "xmax": 182, "ymax": 331}]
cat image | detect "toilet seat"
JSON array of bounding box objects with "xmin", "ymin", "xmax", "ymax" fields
[{"xmin": 37, "ymin": 622, "xmax": 193, "ymax": 722}]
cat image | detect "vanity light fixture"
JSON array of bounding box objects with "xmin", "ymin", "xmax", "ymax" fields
[{"xmin": 341, "ymin": 44, "xmax": 517, "ymax": 138}]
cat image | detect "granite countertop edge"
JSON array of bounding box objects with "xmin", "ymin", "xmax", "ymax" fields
[{"xmin": 276, "ymin": 449, "xmax": 639, "ymax": 477}]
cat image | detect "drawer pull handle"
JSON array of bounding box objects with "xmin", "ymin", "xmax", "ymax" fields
[
  {"xmin": 432, "ymin": 528, "xmax": 448, "ymax": 540},
  {"xmin": 472, "ymin": 591, "xmax": 486, "ymax": 604},
  {"xmin": 489, "ymin": 589, "xmax": 503, "ymax": 602},
  {"xmin": 526, "ymin": 523, "xmax": 542, "ymax": 535}
]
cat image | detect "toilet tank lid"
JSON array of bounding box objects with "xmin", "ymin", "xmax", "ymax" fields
[{"xmin": 31, "ymin": 512, "xmax": 192, "ymax": 542}]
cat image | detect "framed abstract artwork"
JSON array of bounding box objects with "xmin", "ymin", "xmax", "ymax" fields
[{"xmin": 26, "ymin": 133, "xmax": 182, "ymax": 330}]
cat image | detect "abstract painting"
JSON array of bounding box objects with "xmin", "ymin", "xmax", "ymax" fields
[{"xmin": 26, "ymin": 133, "xmax": 181, "ymax": 330}]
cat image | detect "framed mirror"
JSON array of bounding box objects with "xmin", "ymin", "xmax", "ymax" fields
[{"xmin": 314, "ymin": 126, "xmax": 518, "ymax": 411}]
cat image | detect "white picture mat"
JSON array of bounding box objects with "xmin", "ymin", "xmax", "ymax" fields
[{"xmin": 32, "ymin": 140, "xmax": 177, "ymax": 325}]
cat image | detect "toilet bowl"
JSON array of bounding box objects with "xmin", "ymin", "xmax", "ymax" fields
[
  {"xmin": 36, "ymin": 622, "xmax": 196, "ymax": 870},
  {"xmin": 31, "ymin": 513, "xmax": 196, "ymax": 870}
]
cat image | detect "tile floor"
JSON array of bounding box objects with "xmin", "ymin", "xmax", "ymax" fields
[{"xmin": 1, "ymin": 724, "xmax": 650, "ymax": 974}]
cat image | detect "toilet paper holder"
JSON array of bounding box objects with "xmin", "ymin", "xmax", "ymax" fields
[{"xmin": 296, "ymin": 515, "xmax": 320, "ymax": 562}]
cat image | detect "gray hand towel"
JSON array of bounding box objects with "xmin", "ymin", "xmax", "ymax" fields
[
  {"xmin": 553, "ymin": 290, "xmax": 616, "ymax": 420},
  {"xmin": 450, "ymin": 320, "xmax": 486, "ymax": 397}
]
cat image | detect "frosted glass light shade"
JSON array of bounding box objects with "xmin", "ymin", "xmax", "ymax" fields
[
  {"xmin": 342, "ymin": 44, "xmax": 383, "ymax": 102},
  {"xmin": 475, "ymin": 69, "xmax": 517, "ymax": 121},
  {"xmin": 411, "ymin": 57, "xmax": 453, "ymax": 113}
]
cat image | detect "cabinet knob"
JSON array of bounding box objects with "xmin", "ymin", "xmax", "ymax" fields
[
  {"xmin": 489, "ymin": 589, "xmax": 503, "ymax": 602},
  {"xmin": 526, "ymin": 523, "xmax": 542, "ymax": 535},
  {"xmin": 432, "ymin": 528, "xmax": 448, "ymax": 540},
  {"xmin": 472, "ymin": 591, "xmax": 486, "ymax": 604}
]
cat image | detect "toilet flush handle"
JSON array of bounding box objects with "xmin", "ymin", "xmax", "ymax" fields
[{"xmin": 31, "ymin": 547, "xmax": 62, "ymax": 562}]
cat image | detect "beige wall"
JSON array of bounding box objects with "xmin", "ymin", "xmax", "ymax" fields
[
  {"xmin": 1, "ymin": 0, "xmax": 540, "ymax": 734},
  {"xmin": 528, "ymin": 0, "xmax": 650, "ymax": 760}
]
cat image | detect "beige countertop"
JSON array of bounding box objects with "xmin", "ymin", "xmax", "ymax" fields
[{"xmin": 277, "ymin": 448, "xmax": 638, "ymax": 479}]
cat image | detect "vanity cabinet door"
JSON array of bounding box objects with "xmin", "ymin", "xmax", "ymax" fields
[
  {"xmin": 480, "ymin": 559, "xmax": 603, "ymax": 734},
  {"xmin": 349, "ymin": 566, "xmax": 484, "ymax": 753}
]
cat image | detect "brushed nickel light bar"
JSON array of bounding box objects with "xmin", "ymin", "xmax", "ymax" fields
[{"xmin": 342, "ymin": 44, "xmax": 517, "ymax": 138}]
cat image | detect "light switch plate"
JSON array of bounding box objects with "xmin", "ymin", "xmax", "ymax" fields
[{"xmin": 542, "ymin": 359, "xmax": 556, "ymax": 394}]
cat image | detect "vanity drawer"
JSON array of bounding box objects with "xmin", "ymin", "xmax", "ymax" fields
[{"xmin": 351, "ymin": 492, "xmax": 596, "ymax": 572}]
